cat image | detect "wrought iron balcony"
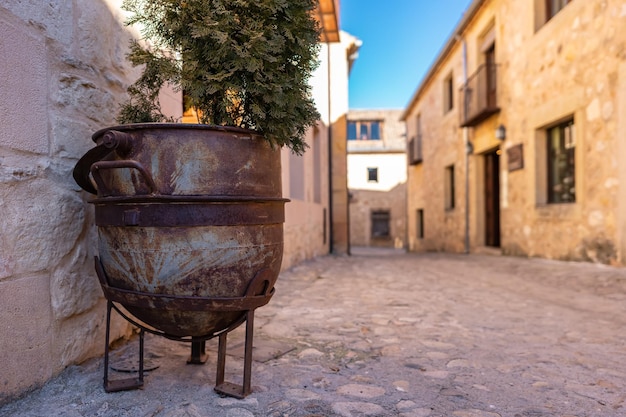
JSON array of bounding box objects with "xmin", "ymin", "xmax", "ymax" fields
[
  {"xmin": 459, "ymin": 63, "xmax": 500, "ymax": 128},
  {"xmin": 408, "ymin": 135, "xmax": 422, "ymax": 165}
]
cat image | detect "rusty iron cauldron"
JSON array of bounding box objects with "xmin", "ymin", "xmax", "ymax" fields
[{"xmin": 73, "ymin": 123, "xmax": 287, "ymax": 397}]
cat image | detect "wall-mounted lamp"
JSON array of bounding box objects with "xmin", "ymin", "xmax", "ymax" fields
[{"xmin": 495, "ymin": 124, "xmax": 506, "ymax": 141}]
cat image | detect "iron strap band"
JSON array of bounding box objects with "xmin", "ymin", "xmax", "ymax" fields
[
  {"xmin": 94, "ymin": 200, "xmax": 285, "ymax": 227},
  {"xmin": 94, "ymin": 258, "xmax": 276, "ymax": 312},
  {"xmin": 100, "ymin": 283, "xmax": 275, "ymax": 312}
]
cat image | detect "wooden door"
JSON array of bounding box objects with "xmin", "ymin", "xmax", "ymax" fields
[{"xmin": 484, "ymin": 150, "xmax": 501, "ymax": 247}]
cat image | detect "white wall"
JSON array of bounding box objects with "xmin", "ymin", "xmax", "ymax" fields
[{"xmin": 348, "ymin": 153, "xmax": 407, "ymax": 191}]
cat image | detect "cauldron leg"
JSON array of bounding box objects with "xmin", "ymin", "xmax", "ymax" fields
[
  {"xmin": 103, "ymin": 301, "xmax": 145, "ymax": 392},
  {"xmin": 187, "ymin": 339, "xmax": 208, "ymax": 364},
  {"xmin": 138, "ymin": 329, "xmax": 145, "ymax": 384},
  {"xmin": 242, "ymin": 309, "xmax": 254, "ymax": 395},
  {"xmin": 103, "ymin": 301, "xmax": 112, "ymax": 389},
  {"xmin": 215, "ymin": 332, "xmax": 227, "ymax": 389},
  {"xmin": 214, "ymin": 310, "xmax": 255, "ymax": 399}
]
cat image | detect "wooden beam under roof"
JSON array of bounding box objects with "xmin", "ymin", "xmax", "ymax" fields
[{"xmin": 316, "ymin": 0, "xmax": 340, "ymax": 43}]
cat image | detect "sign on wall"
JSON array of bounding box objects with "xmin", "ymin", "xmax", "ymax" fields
[{"xmin": 507, "ymin": 144, "xmax": 524, "ymax": 172}]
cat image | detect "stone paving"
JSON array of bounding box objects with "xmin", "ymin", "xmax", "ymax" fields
[{"xmin": 2, "ymin": 249, "xmax": 626, "ymax": 417}]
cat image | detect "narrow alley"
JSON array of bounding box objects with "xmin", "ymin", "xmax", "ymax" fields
[{"xmin": 2, "ymin": 250, "xmax": 626, "ymax": 417}]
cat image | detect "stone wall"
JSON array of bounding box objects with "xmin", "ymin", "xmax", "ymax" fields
[
  {"xmin": 0, "ymin": 0, "xmax": 139, "ymax": 402},
  {"xmin": 404, "ymin": 0, "xmax": 626, "ymax": 264},
  {"xmin": 349, "ymin": 183, "xmax": 407, "ymax": 248},
  {"xmin": 498, "ymin": 0, "xmax": 626, "ymax": 264},
  {"xmin": 404, "ymin": 47, "xmax": 468, "ymax": 253},
  {"xmin": 347, "ymin": 109, "xmax": 407, "ymax": 248},
  {"xmin": 347, "ymin": 109, "xmax": 407, "ymax": 151}
]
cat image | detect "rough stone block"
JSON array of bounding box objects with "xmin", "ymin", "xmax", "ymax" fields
[
  {"xmin": 0, "ymin": 0, "xmax": 73, "ymax": 45},
  {"xmin": 0, "ymin": 13, "xmax": 48, "ymax": 154},
  {"xmin": 54, "ymin": 74, "xmax": 118, "ymax": 124},
  {"xmin": 54, "ymin": 299, "xmax": 110, "ymax": 368},
  {"xmin": 75, "ymin": 1, "xmax": 136, "ymax": 77},
  {"xmin": 0, "ymin": 275, "xmax": 53, "ymax": 403},
  {"xmin": 50, "ymin": 115, "xmax": 97, "ymax": 160},
  {"xmin": 0, "ymin": 180, "xmax": 85, "ymax": 276},
  {"xmin": 51, "ymin": 245, "xmax": 101, "ymax": 320}
]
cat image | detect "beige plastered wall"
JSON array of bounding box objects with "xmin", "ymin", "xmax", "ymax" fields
[
  {"xmin": 288, "ymin": 32, "xmax": 357, "ymax": 257},
  {"xmin": 405, "ymin": 0, "xmax": 626, "ymax": 264},
  {"xmin": 328, "ymin": 34, "xmax": 358, "ymax": 256},
  {"xmin": 281, "ymin": 121, "xmax": 330, "ymax": 268}
]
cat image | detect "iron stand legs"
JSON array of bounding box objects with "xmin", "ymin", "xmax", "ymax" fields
[
  {"xmin": 102, "ymin": 301, "xmax": 257, "ymax": 399},
  {"xmin": 214, "ymin": 310, "xmax": 255, "ymax": 399},
  {"xmin": 96, "ymin": 260, "xmax": 275, "ymax": 399},
  {"xmin": 187, "ymin": 340, "xmax": 208, "ymax": 364},
  {"xmin": 103, "ymin": 301, "xmax": 145, "ymax": 392}
]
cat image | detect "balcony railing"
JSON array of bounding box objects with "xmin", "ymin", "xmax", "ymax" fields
[
  {"xmin": 459, "ymin": 63, "xmax": 500, "ymax": 127},
  {"xmin": 408, "ymin": 135, "xmax": 422, "ymax": 165}
]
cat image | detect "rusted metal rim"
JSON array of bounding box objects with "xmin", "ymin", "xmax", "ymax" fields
[
  {"xmin": 94, "ymin": 200, "xmax": 286, "ymax": 227},
  {"xmin": 91, "ymin": 195, "xmax": 290, "ymax": 204},
  {"xmin": 92, "ymin": 123, "xmax": 265, "ymax": 143}
]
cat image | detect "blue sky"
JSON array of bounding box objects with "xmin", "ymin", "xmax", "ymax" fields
[{"xmin": 340, "ymin": 0, "xmax": 473, "ymax": 110}]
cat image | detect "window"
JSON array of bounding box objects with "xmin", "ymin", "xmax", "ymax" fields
[
  {"xmin": 445, "ymin": 165, "xmax": 455, "ymax": 210},
  {"xmin": 408, "ymin": 114, "xmax": 423, "ymax": 165},
  {"xmin": 547, "ymin": 119, "xmax": 575, "ymax": 203},
  {"xmin": 408, "ymin": 136, "xmax": 423, "ymax": 165},
  {"xmin": 313, "ymin": 127, "xmax": 322, "ymax": 203},
  {"xmin": 347, "ymin": 120, "xmax": 382, "ymax": 140},
  {"xmin": 348, "ymin": 122, "xmax": 357, "ymax": 141},
  {"xmin": 416, "ymin": 209, "xmax": 424, "ymax": 239},
  {"xmin": 536, "ymin": 0, "xmax": 573, "ymax": 29},
  {"xmin": 444, "ymin": 73, "xmax": 454, "ymax": 113},
  {"xmin": 371, "ymin": 210, "xmax": 390, "ymax": 238},
  {"xmin": 546, "ymin": 0, "xmax": 572, "ymax": 21},
  {"xmin": 367, "ymin": 167, "xmax": 379, "ymax": 182},
  {"xmin": 289, "ymin": 153, "xmax": 305, "ymax": 200},
  {"xmin": 323, "ymin": 208, "xmax": 327, "ymax": 245}
]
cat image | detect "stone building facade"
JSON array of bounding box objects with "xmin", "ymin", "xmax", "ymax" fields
[
  {"xmin": 402, "ymin": 0, "xmax": 626, "ymax": 264},
  {"xmin": 0, "ymin": 0, "xmax": 351, "ymax": 403},
  {"xmin": 348, "ymin": 109, "xmax": 407, "ymax": 248}
]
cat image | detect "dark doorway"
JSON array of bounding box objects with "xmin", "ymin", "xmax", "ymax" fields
[{"xmin": 484, "ymin": 150, "xmax": 501, "ymax": 247}]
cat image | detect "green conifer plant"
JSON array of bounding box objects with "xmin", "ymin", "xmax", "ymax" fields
[{"xmin": 118, "ymin": 0, "xmax": 322, "ymax": 155}]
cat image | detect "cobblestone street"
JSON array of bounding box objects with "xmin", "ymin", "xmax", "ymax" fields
[{"xmin": 2, "ymin": 249, "xmax": 626, "ymax": 417}]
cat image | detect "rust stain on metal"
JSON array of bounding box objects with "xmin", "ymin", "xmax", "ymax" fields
[{"xmin": 74, "ymin": 124, "xmax": 287, "ymax": 337}]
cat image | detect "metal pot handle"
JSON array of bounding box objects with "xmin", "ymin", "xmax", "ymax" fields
[
  {"xmin": 90, "ymin": 160, "xmax": 158, "ymax": 197},
  {"xmin": 72, "ymin": 130, "xmax": 134, "ymax": 194}
]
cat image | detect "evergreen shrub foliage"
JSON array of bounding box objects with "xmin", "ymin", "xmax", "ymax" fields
[{"xmin": 118, "ymin": 0, "xmax": 322, "ymax": 154}]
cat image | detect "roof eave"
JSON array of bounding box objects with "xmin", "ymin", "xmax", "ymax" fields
[{"xmin": 316, "ymin": 0, "xmax": 341, "ymax": 43}]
